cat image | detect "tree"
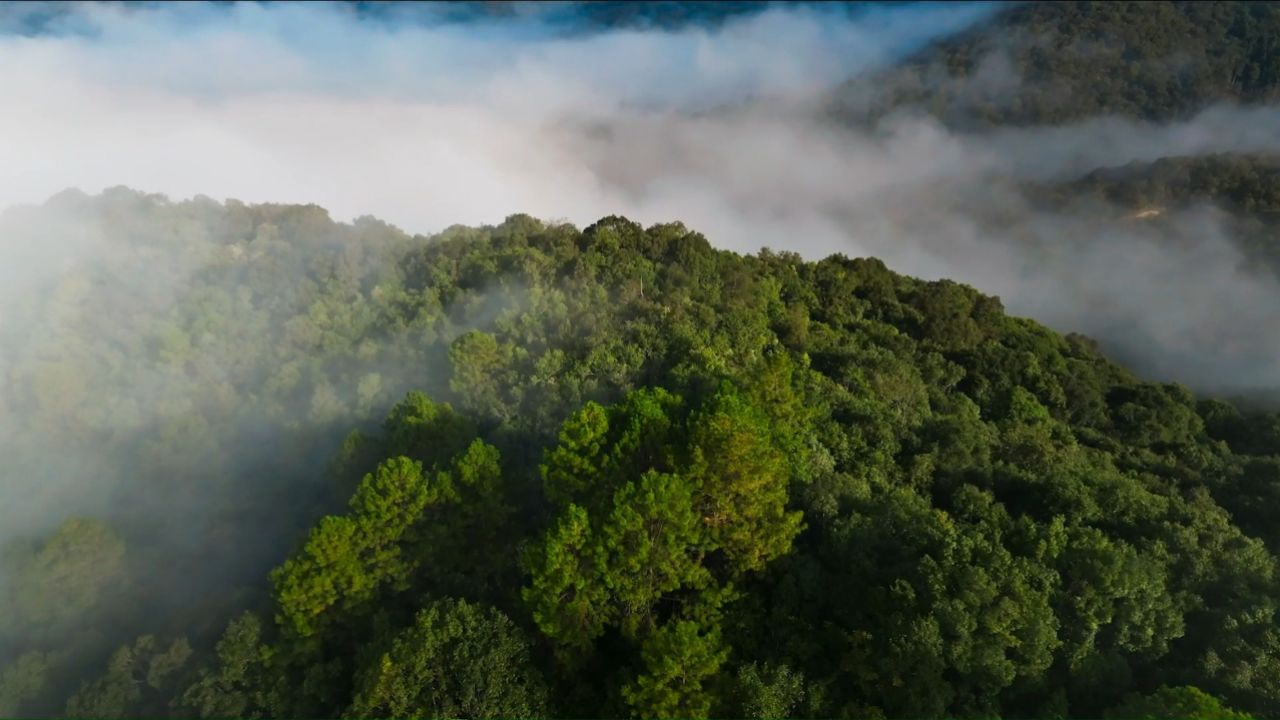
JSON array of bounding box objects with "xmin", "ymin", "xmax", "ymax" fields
[
  {"xmin": 0, "ymin": 651, "xmax": 60, "ymax": 718},
  {"xmin": 449, "ymin": 331, "xmax": 525, "ymax": 422},
  {"xmin": 1105, "ymin": 685, "xmax": 1253, "ymax": 719},
  {"xmin": 522, "ymin": 504, "xmax": 611, "ymax": 657},
  {"xmin": 602, "ymin": 471, "xmax": 712, "ymax": 639},
  {"xmin": 348, "ymin": 599, "xmax": 547, "ymax": 719},
  {"xmin": 66, "ymin": 636, "xmax": 191, "ymax": 718},
  {"xmin": 381, "ymin": 391, "xmax": 478, "ymax": 469},
  {"xmin": 686, "ymin": 383, "xmax": 804, "ymax": 577},
  {"xmin": 176, "ymin": 612, "xmax": 269, "ymax": 719},
  {"xmin": 1, "ymin": 518, "xmax": 126, "ymax": 634},
  {"xmin": 271, "ymin": 456, "xmax": 432, "ymax": 638},
  {"xmin": 733, "ymin": 662, "xmax": 808, "ymax": 719},
  {"xmin": 622, "ymin": 620, "xmax": 728, "ymax": 718}
]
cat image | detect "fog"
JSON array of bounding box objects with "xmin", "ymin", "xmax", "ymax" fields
[
  {"xmin": 3, "ymin": 1, "xmax": 1277, "ymax": 397},
  {"xmin": 2, "ymin": 0, "xmax": 1280, "ymax": 634}
]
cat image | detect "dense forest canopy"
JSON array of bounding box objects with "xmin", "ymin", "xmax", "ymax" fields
[
  {"xmin": 2, "ymin": 192, "xmax": 1280, "ymax": 719},
  {"xmin": 4, "ymin": 1, "xmax": 1280, "ymax": 719},
  {"xmin": 833, "ymin": 1, "xmax": 1280, "ymax": 129}
]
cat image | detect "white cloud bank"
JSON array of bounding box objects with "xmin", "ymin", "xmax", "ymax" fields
[{"xmin": 2, "ymin": 0, "xmax": 1280, "ymax": 391}]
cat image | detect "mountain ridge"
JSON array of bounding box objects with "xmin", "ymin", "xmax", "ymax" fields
[{"xmin": 2, "ymin": 189, "xmax": 1280, "ymax": 717}]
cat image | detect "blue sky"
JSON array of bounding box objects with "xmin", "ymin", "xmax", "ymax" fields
[{"xmin": 0, "ymin": 1, "xmax": 1003, "ymax": 105}]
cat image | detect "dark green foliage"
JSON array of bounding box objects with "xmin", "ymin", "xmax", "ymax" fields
[
  {"xmin": 5, "ymin": 190, "xmax": 1280, "ymax": 718},
  {"xmin": 1105, "ymin": 685, "xmax": 1254, "ymax": 719},
  {"xmin": 837, "ymin": 1, "xmax": 1280, "ymax": 128},
  {"xmin": 348, "ymin": 599, "xmax": 547, "ymax": 719},
  {"xmin": 175, "ymin": 613, "xmax": 269, "ymax": 719},
  {"xmin": 66, "ymin": 636, "xmax": 192, "ymax": 718},
  {"xmin": 1027, "ymin": 154, "xmax": 1280, "ymax": 271}
]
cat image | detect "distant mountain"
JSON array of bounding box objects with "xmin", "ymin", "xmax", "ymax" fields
[
  {"xmin": 822, "ymin": 2, "xmax": 1280, "ymax": 277},
  {"xmin": 834, "ymin": 1, "xmax": 1280, "ymax": 129},
  {"xmin": 1031, "ymin": 153, "xmax": 1280, "ymax": 269}
]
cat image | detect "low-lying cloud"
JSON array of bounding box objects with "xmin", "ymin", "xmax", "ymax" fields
[{"xmin": 2, "ymin": 0, "xmax": 1279, "ymax": 395}]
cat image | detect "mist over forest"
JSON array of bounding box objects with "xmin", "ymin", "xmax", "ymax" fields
[{"xmin": 3, "ymin": 2, "xmax": 1280, "ymax": 719}]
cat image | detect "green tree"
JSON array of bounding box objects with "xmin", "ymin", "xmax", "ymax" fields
[
  {"xmin": 0, "ymin": 651, "xmax": 61, "ymax": 717},
  {"xmin": 66, "ymin": 636, "xmax": 191, "ymax": 718},
  {"xmin": 1105, "ymin": 685, "xmax": 1253, "ymax": 719},
  {"xmin": 1, "ymin": 518, "xmax": 127, "ymax": 634},
  {"xmin": 602, "ymin": 471, "xmax": 712, "ymax": 639},
  {"xmin": 522, "ymin": 504, "xmax": 611, "ymax": 657},
  {"xmin": 686, "ymin": 383, "xmax": 804, "ymax": 576},
  {"xmin": 622, "ymin": 620, "xmax": 728, "ymax": 718},
  {"xmin": 348, "ymin": 599, "xmax": 547, "ymax": 719},
  {"xmin": 271, "ymin": 456, "xmax": 432, "ymax": 638},
  {"xmin": 176, "ymin": 612, "xmax": 269, "ymax": 719},
  {"xmin": 733, "ymin": 662, "xmax": 808, "ymax": 720}
]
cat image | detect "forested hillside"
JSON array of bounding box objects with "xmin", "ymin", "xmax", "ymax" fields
[
  {"xmin": 6, "ymin": 1, "xmax": 1280, "ymax": 719},
  {"xmin": 1027, "ymin": 154, "xmax": 1280, "ymax": 273},
  {"xmin": 834, "ymin": 1, "xmax": 1280, "ymax": 129},
  {"xmin": 3, "ymin": 190, "xmax": 1280, "ymax": 718},
  {"xmin": 825, "ymin": 0, "xmax": 1280, "ymax": 291}
]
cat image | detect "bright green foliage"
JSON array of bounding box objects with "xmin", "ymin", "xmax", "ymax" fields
[
  {"xmin": 1105, "ymin": 685, "xmax": 1254, "ymax": 719},
  {"xmin": 270, "ymin": 515, "xmax": 366, "ymax": 638},
  {"xmin": 541, "ymin": 388, "xmax": 684, "ymax": 511},
  {"xmin": 522, "ymin": 504, "xmax": 611, "ymax": 656},
  {"xmin": 542, "ymin": 402, "xmax": 612, "ymax": 507},
  {"xmin": 270, "ymin": 428, "xmax": 512, "ymax": 644},
  {"xmin": 271, "ymin": 457, "xmax": 430, "ymax": 638},
  {"xmin": 622, "ymin": 620, "xmax": 729, "ymax": 718},
  {"xmin": 527, "ymin": 385, "xmax": 801, "ymax": 645},
  {"xmin": 733, "ymin": 662, "xmax": 809, "ymax": 719},
  {"xmin": 602, "ymin": 471, "xmax": 712, "ymax": 639},
  {"xmin": 686, "ymin": 384, "xmax": 804, "ymax": 575},
  {"xmin": 525, "ymin": 383, "xmax": 803, "ymax": 711},
  {"xmin": 348, "ymin": 599, "xmax": 547, "ymax": 719},
  {"xmin": 348, "ymin": 457, "xmax": 438, "ymax": 531},
  {"xmin": 381, "ymin": 392, "xmax": 478, "ymax": 469}
]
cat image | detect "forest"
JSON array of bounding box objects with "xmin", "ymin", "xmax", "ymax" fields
[
  {"xmin": 5, "ymin": 0, "xmax": 1280, "ymax": 718},
  {"xmin": 834, "ymin": 1, "xmax": 1280, "ymax": 129},
  {"xmin": 2, "ymin": 190, "xmax": 1280, "ymax": 718},
  {"xmin": 1024, "ymin": 154, "xmax": 1280, "ymax": 275}
]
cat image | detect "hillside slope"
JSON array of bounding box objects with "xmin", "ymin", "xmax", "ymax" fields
[
  {"xmin": 2, "ymin": 192, "xmax": 1280, "ymax": 718},
  {"xmin": 833, "ymin": 0, "xmax": 1280, "ymax": 129}
]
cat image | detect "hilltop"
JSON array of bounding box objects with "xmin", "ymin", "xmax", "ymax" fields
[{"xmin": 2, "ymin": 192, "xmax": 1279, "ymax": 718}]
